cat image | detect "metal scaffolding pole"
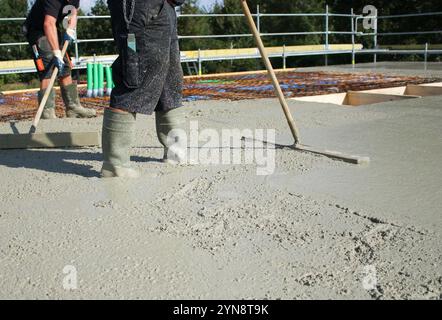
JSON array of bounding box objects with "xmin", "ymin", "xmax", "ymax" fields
[
  {"xmin": 351, "ymin": 8, "xmax": 356, "ymax": 68},
  {"xmin": 325, "ymin": 5, "xmax": 329, "ymax": 66},
  {"xmin": 1, "ymin": 10, "xmax": 441, "ymax": 75}
]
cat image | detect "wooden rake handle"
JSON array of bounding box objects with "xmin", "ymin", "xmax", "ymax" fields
[
  {"xmin": 29, "ymin": 40, "xmax": 70, "ymax": 134},
  {"xmin": 240, "ymin": 0, "xmax": 301, "ymax": 145}
]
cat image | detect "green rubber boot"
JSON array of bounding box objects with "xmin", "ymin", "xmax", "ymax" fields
[
  {"xmin": 38, "ymin": 88, "xmax": 57, "ymax": 119},
  {"xmin": 101, "ymin": 108, "xmax": 139, "ymax": 178},
  {"xmin": 61, "ymin": 83, "xmax": 97, "ymax": 118},
  {"xmin": 155, "ymin": 107, "xmax": 187, "ymax": 164}
]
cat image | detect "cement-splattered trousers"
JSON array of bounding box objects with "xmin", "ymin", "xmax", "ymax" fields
[{"xmin": 108, "ymin": 0, "xmax": 183, "ymax": 114}]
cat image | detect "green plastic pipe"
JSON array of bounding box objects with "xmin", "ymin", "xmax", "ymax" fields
[
  {"xmin": 98, "ymin": 63, "xmax": 104, "ymax": 97},
  {"xmin": 86, "ymin": 63, "xmax": 93, "ymax": 97},
  {"xmin": 105, "ymin": 65, "xmax": 113, "ymax": 96},
  {"xmin": 93, "ymin": 63, "xmax": 99, "ymax": 97}
]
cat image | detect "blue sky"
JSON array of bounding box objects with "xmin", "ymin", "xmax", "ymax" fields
[
  {"xmin": 198, "ymin": 0, "xmax": 221, "ymax": 9},
  {"xmin": 80, "ymin": 0, "xmax": 221, "ymax": 12}
]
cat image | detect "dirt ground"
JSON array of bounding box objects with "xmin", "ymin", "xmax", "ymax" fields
[{"xmin": 0, "ymin": 66, "xmax": 441, "ymax": 300}]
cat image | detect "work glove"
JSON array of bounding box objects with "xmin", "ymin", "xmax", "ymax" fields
[
  {"xmin": 63, "ymin": 27, "xmax": 77, "ymax": 44},
  {"xmin": 51, "ymin": 50, "xmax": 65, "ymax": 76},
  {"xmin": 167, "ymin": 0, "xmax": 185, "ymax": 6}
]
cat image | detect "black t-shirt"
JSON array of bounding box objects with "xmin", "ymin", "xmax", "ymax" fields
[{"xmin": 26, "ymin": 0, "xmax": 80, "ymax": 33}]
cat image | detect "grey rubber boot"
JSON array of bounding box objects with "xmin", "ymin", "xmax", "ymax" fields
[
  {"xmin": 155, "ymin": 107, "xmax": 187, "ymax": 164},
  {"xmin": 101, "ymin": 108, "xmax": 139, "ymax": 178},
  {"xmin": 61, "ymin": 83, "xmax": 97, "ymax": 118},
  {"xmin": 38, "ymin": 88, "xmax": 57, "ymax": 119}
]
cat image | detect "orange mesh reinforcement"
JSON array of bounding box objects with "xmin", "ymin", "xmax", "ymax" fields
[{"xmin": 0, "ymin": 71, "xmax": 439, "ymax": 122}]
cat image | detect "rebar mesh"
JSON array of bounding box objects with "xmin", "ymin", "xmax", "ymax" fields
[{"xmin": 0, "ymin": 71, "xmax": 439, "ymax": 122}]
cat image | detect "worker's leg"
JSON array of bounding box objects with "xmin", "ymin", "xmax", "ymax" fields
[
  {"xmin": 59, "ymin": 62, "xmax": 96, "ymax": 118},
  {"xmin": 38, "ymin": 85, "xmax": 57, "ymax": 119},
  {"xmin": 101, "ymin": 107, "xmax": 139, "ymax": 178},
  {"xmin": 59, "ymin": 75, "xmax": 73, "ymax": 86},
  {"xmin": 60, "ymin": 81, "xmax": 97, "ymax": 118},
  {"xmin": 155, "ymin": 9, "xmax": 186, "ymax": 164},
  {"xmin": 41, "ymin": 78, "xmax": 52, "ymax": 89},
  {"xmin": 155, "ymin": 108, "xmax": 186, "ymax": 164},
  {"xmin": 32, "ymin": 35, "xmax": 57, "ymax": 119}
]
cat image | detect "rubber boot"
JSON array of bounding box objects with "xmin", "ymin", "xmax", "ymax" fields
[
  {"xmin": 155, "ymin": 107, "xmax": 187, "ymax": 164},
  {"xmin": 101, "ymin": 108, "xmax": 139, "ymax": 178},
  {"xmin": 38, "ymin": 88, "xmax": 57, "ymax": 119},
  {"xmin": 61, "ymin": 83, "xmax": 97, "ymax": 118}
]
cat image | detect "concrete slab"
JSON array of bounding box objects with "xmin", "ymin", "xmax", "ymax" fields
[{"xmin": 0, "ymin": 94, "xmax": 440, "ymax": 300}]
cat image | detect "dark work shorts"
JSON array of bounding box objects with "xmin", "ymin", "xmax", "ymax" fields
[
  {"xmin": 108, "ymin": 0, "xmax": 183, "ymax": 115},
  {"xmin": 27, "ymin": 32, "xmax": 73, "ymax": 81}
]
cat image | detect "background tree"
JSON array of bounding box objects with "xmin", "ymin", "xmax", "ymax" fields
[
  {"xmin": 77, "ymin": 0, "xmax": 113, "ymax": 56},
  {"xmin": 0, "ymin": 0, "xmax": 29, "ymax": 61},
  {"xmin": 1, "ymin": 0, "xmax": 441, "ymax": 87},
  {"xmin": 178, "ymin": 0, "xmax": 213, "ymax": 51},
  {"xmin": 331, "ymin": 0, "xmax": 442, "ymax": 63},
  {"xmin": 207, "ymin": 0, "xmax": 328, "ymax": 71},
  {"xmin": 0, "ymin": 0, "xmax": 31, "ymax": 86}
]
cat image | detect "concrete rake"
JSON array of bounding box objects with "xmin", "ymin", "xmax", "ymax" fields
[
  {"xmin": 241, "ymin": 0, "xmax": 369, "ymax": 164},
  {"xmin": 0, "ymin": 41, "xmax": 99, "ymax": 150}
]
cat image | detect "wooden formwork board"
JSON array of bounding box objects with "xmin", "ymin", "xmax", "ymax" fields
[{"xmin": 0, "ymin": 132, "xmax": 100, "ymax": 149}]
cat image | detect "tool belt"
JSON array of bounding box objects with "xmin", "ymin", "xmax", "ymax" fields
[
  {"xmin": 31, "ymin": 44, "xmax": 45, "ymax": 72},
  {"xmin": 27, "ymin": 33, "xmax": 73, "ymax": 80}
]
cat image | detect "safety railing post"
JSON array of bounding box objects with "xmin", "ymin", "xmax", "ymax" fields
[
  {"xmin": 325, "ymin": 5, "xmax": 329, "ymax": 66},
  {"xmin": 198, "ymin": 48, "xmax": 202, "ymax": 76},
  {"xmin": 351, "ymin": 8, "xmax": 356, "ymax": 68},
  {"xmin": 283, "ymin": 44, "xmax": 287, "ymax": 69},
  {"xmin": 74, "ymin": 40, "xmax": 79, "ymax": 62},
  {"xmin": 74, "ymin": 38, "xmax": 80, "ymax": 78},
  {"xmin": 373, "ymin": 8, "xmax": 378, "ymax": 64},
  {"xmin": 256, "ymin": 5, "xmax": 261, "ymax": 35},
  {"xmin": 424, "ymin": 43, "xmax": 428, "ymax": 71}
]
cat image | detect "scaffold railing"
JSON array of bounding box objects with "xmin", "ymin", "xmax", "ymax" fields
[{"xmin": 0, "ymin": 5, "xmax": 441, "ymax": 75}]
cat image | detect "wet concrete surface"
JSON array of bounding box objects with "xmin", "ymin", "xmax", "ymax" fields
[{"xmin": 0, "ymin": 75, "xmax": 441, "ymax": 299}]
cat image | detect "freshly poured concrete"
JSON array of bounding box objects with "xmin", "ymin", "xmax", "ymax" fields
[{"xmin": 0, "ymin": 93, "xmax": 441, "ymax": 299}]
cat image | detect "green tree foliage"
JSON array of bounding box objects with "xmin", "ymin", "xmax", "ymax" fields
[
  {"xmin": 202, "ymin": 0, "xmax": 258, "ymax": 72},
  {"xmin": 331, "ymin": 0, "xmax": 442, "ymax": 46},
  {"xmin": 0, "ymin": 0, "xmax": 30, "ymax": 86},
  {"xmin": 77, "ymin": 0, "xmax": 113, "ymax": 56},
  {"xmin": 1, "ymin": 0, "xmax": 441, "ymax": 84},
  {"xmin": 178, "ymin": 0, "xmax": 213, "ymax": 51},
  {"xmin": 247, "ymin": 0, "xmax": 326, "ymax": 46},
  {"xmin": 207, "ymin": 0, "xmax": 330, "ymax": 71},
  {"xmin": 0, "ymin": 0, "xmax": 28, "ymax": 61},
  {"xmin": 330, "ymin": 0, "xmax": 442, "ymax": 63}
]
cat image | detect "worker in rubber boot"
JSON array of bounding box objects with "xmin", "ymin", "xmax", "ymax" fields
[
  {"xmin": 23, "ymin": 0, "xmax": 96, "ymax": 119},
  {"xmin": 102, "ymin": 0, "xmax": 186, "ymax": 178}
]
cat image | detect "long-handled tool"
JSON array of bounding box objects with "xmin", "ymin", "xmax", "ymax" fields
[
  {"xmin": 240, "ymin": 0, "xmax": 369, "ymax": 164},
  {"xmin": 0, "ymin": 41, "xmax": 99, "ymax": 150}
]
